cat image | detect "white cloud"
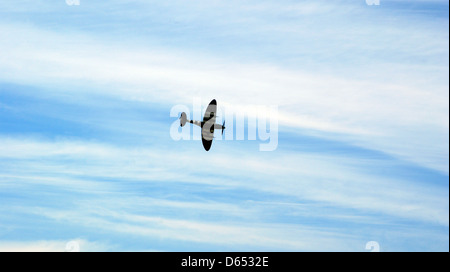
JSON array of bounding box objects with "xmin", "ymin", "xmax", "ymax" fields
[
  {"xmin": 0, "ymin": 16, "xmax": 447, "ymax": 172},
  {"xmin": 0, "ymin": 1, "xmax": 448, "ymax": 251},
  {"xmin": 1, "ymin": 137, "xmax": 447, "ymax": 227},
  {"xmin": 23, "ymin": 206, "xmax": 360, "ymax": 251},
  {"xmin": 0, "ymin": 136, "xmax": 447, "ymax": 250}
]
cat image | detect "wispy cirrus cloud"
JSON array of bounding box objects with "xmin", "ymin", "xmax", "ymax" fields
[
  {"xmin": 0, "ymin": 20, "xmax": 448, "ymax": 172},
  {"xmin": 0, "ymin": 0, "xmax": 448, "ymax": 251},
  {"xmin": 1, "ymin": 137, "xmax": 447, "ymax": 224},
  {"xmin": 0, "ymin": 133, "xmax": 448, "ymax": 250}
]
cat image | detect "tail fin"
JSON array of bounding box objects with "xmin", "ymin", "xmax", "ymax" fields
[{"xmin": 180, "ymin": 112, "xmax": 187, "ymax": 127}]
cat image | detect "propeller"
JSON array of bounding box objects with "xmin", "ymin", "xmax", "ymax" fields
[{"xmin": 221, "ymin": 120, "xmax": 226, "ymax": 135}]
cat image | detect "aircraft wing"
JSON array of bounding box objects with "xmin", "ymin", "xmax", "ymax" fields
[{"xmin": 201, "ymin": 99, "xmax": 217, "ymax": 151}]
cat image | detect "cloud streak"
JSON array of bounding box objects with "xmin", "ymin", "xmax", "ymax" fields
[
  {"xmin": 0, "ymin": 12, "xmax": 447, "ymax": 172},
  {"xmin": 1, "ymin": 137, "xmax": 447, "ymax": 223},
  {"xmin": 0, "ymin": 0, "xmax": 448, "ymax": 251}
]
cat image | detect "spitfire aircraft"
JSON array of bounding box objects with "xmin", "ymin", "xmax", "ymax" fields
[{"xmin": 179, "ymin": 99, "xmax": 225, "ymax": 151}]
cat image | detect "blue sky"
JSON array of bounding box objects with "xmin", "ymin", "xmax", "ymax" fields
[{"xmin": 0, "ymin": 0, "xmax": 448, "ymax": 251}]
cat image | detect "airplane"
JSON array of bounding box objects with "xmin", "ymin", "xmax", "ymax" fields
[{"xmin": 179, "ymin": 99, "xmax": 225, "ymax": 151}]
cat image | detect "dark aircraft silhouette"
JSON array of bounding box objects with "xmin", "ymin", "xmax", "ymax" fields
[{"xmin": 179, "ymin": 99, "xmax": 225, "ymax": 151}]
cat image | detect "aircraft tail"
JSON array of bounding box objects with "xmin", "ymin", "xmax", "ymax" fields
[{"xmin": 180, "ymin": 112, "xmax": 187, "ymax": 127}]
